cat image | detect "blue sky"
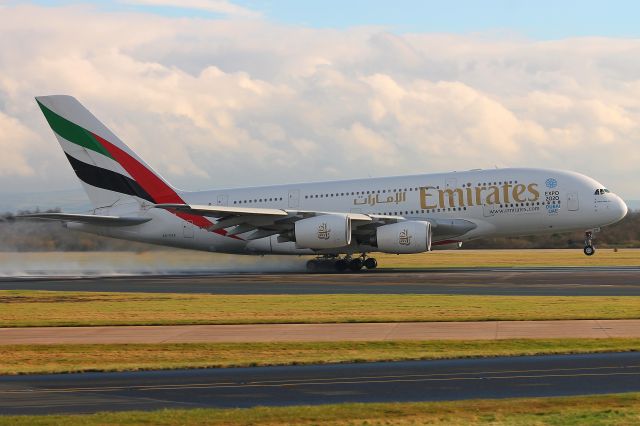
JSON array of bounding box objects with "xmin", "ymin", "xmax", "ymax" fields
[
  {"xmin": 26, "ymin": 0, "xmax": 640, "ymax": 39},
  {"xmin": 238, "ymin": 0, "xmax": 640, "ymax": 39}
]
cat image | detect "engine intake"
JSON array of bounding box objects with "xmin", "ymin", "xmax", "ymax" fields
[
  {"xmin": 375, "ymin": 221, "xmax": 432, "ymax": 254},
  {"xmin": 294, "ymin": 214, "xmax": 351, "ymax": 249}
]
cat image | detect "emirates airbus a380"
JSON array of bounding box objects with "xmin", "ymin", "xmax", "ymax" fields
[{"xmin": 23, "ymin": 95, "xmax": 628, "ymax": 272}]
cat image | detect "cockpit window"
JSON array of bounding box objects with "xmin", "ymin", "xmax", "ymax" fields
[{"xmin": 594, "ymin": 188, "xmax": 610, "ymax": 195}]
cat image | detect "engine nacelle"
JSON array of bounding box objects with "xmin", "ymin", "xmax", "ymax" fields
[
  {"xmin": 294, "ymin": 214, "xmax": 351, "ymax": 249},
  {"xmin": 375, "ymin": 221, "xmax": 432, "ymax": 254}
]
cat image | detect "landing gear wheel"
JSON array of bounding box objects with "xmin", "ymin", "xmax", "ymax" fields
[
  {"xmin": 363, "ymin": 257, "xmax": 378, "ymax": 269},
  {"xmin": 583, "ymin": 231, "xmax": 595, "ymax": 256},
  {"xmin": 306, "ymin": 259, "xmax": 319, "ymax": 272},
  {"xmin": 334, "ymin": 259, "xmax": 348, "ymax": 272},
  {"xmin": 348, "ymin": 258, "xmax": 363, "ymax": 271}
]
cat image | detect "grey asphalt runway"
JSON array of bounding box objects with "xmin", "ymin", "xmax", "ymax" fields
[
  {"xmin": 1, "ymin": 266, "xmax": 639, "ymax": 295},
  {"xmin": 2, "ymin": 352, "xmax": 640, "ymax": 415}
]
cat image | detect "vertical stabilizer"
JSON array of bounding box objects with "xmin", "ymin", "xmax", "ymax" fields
[{"xmin": 36, "ymin": 95, "xmax": 182, "ymax": 209}]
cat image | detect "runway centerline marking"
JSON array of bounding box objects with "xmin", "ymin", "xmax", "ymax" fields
[
  {"xmin": 4, "ymin": 365, "xmax": 640, "ymax": 395},
  {"xmin": 4, "ymin": 371, "xmax": 640, "ymax": 395}
]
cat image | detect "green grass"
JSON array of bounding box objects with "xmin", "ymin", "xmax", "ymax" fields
[
  {"xmin": 2, "ymin": 339, "xmax": 639, "ymax": 375},
  {"xmin": 1, "ymin": 290, "xmax": 640, "ymax": 327},
  {"xmin": 3, "ymin": 393, "xmax": 640, "ymax": 425},
  {"xmin": 376, "ymin": 248, "xmax": 640, "ymax": 268}
]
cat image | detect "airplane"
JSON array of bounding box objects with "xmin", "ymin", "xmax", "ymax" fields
[{"xmin": 21, "ymin": 95, "xmax": 628, "ymax": 272}]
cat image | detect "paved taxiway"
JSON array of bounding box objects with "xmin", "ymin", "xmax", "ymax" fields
[
  {"xmin": 2, "ymin": 352, "xmax": 640, "ymax": 415},
  {"xmin": 3, "ymin": 319, "xmax": 640, "ymax": 345},
  {"xmin": 1, "ymin": 266, "xmax": 640, "ymax": 295}
]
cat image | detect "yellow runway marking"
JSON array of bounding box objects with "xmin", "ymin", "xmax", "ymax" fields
[{"xmin": 3, "ymin": 365, "xmax": 639, "ymax": 395}]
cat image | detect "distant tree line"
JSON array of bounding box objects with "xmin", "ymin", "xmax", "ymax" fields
[
  {"xmin": 1, "ymin": 209, "xmax": 638, "ymax": 252},
  {"xmin": 464, "ymin": 211, "xmax": 640, "ymax": 249},
  {"xmin": 0, "ymin": 210, "xmax": 162, "ymax": 252}
]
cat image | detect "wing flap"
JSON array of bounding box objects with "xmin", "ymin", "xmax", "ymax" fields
[{"xmin": 154, "ymin": 203, "xmax": 288, "ymax": 218}]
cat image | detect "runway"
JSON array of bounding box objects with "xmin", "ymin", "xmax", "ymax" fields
[
  {"xmin": 3, "ymin": 319, "xmax": 640, "ymax": 345},
  {"xmin": 1, "ymin": 266, "xmax": 640, "ymax": 295},
  {"xmin": 2, "ymin": 352, "xmax": 640, "ymax": 415}
]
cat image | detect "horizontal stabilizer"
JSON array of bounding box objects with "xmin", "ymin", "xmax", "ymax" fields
[{"xmin": 17, "ymin": 213, "xmax": 151, "ymax": 227}]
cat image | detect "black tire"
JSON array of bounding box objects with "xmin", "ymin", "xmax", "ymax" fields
[
  {"xmin": 584, "ymin": 245, "xmax": 595, "ymax": 256},
  {"xmin": 334, "ymin": 259, "xmax": 348, "ymax": 272},
  {"xmin": 363, "ymin": 257, "xmax": 378, "ymax": 269},
  {"xmin": 349, "ymin": 258, "xmax": 363, "ymax": 271},
  {"xmin": 306, "ymin": 260, "xmax": 319, "ymax": 272}
]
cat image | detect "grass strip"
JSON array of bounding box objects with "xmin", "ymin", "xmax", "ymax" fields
[
  {"xmin": 2, "ymin": 339, "xmax": 640, "ymax": 375},
  {"xmin": 1, "ymin": 290, "xmax": 640, "ymax": 327},
  {"xmin": 2, "ymin": 393, "xmax": 640, "ymax": 425},
  {"xmin": 376, "ymin": 248, "xmax": 640, "ymax": 268}
]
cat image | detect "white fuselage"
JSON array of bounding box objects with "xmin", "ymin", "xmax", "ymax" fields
[{"xmin": 74, "ymin": 167, "xmax": 627, "ymax": 255}]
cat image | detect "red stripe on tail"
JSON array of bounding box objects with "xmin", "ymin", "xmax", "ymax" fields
[{"xmin": 91, "ymin": 132, "xmax": 235, "ymax": 238}]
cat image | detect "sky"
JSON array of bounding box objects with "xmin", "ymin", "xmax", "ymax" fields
[{"xmin": 1, "ymin": 0, "xmax": 639, "ymax": 202}]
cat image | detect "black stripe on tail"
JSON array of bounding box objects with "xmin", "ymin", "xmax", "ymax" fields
[{"xmin": 65, "ymin": 153, "xmax": 155, "ymax": 203}]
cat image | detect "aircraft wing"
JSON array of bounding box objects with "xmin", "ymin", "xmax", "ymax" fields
[
  {"xmin": 17, "ymin": 213, "xmax": 151, "ymax": 227},
  {"xmin": 153, "ymin": 203, "xmax": 375, "ymax": 240},
  {"xmin": 153, "ymin": 203, "xmax": 476, "ymax": 241}
]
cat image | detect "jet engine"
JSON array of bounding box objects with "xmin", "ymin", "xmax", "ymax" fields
[
  {"xmin": 294, "ymin": 214, "xmax": 351, "ymax": 249},
  {"xmin": 375, "ymin": 221, "xmax": 432, "ymax": 254}
]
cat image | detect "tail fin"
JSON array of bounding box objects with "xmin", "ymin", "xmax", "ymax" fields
[{"xmin": 36, "ymin": 95, "xmax": 183, "ymax": 209}]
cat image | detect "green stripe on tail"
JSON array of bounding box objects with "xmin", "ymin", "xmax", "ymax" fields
[{"xmin": 36, "ymin": 100, "xmax": 113, "ymax": 159}]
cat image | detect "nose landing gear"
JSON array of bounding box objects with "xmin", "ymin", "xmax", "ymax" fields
[{"xmin": 583, "ymin": 231, "xmax": 595, "ymax": 256}]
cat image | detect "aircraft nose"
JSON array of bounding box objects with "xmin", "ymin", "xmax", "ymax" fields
[{"xmin": 614, "ymin": 195, "xmax": 628, "ymax": 222}]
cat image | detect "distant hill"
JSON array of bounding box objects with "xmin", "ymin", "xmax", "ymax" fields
[
  {"xmin": 0, "ymin": 190, "xmax": 638, "ymax": 252},
  {"xmin": 626, "ymin": 200, "xmax": 640, "ymax": 211},
  {"xmin": 2, "ymin": 209, "xmax": 638, "ymax": 252},
  {"xmin": 0, "ymin": 188, "xmax": 91, "ymax": 213}
]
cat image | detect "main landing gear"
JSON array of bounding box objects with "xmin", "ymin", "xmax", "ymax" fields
[
  {"xmin": 306, "ymin": 254, "xmax": 378, "ymax": 273},
  {"xmin": 583, "ymin": 231, "xmax": 595, "ymax": 256}
]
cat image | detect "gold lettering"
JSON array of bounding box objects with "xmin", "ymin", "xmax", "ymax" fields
[
  {"xmin": 475, "ymin": 186, "xmax": 484, "ymax": 205},
  {"xmin": 527, "ymin": 183, "xmax": 540, "ymax": 201},
  {"xmin": 465, "ymin": 186, "xmax": 474, "ymax": 206},
  {"xmin": 439, "ymin": 188, "xmax": 465, "ymax": 208},
  {"xmin": 420, "ymin": 186, "xmax": 438, "ymax": 209},
  {"xmin": 512, "ymin": 184, "xmax": 526, "ymax": 202},
  {"xmin": 501, "ymin": 182, "xmax": 512, "ymax": 204},
  {"xmin": 485, "ymin": 185, "xmax": 500, "ymax": 205}
]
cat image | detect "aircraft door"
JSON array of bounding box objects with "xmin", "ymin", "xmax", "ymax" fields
[
  {"xmin": 288, "ymin": 189, "xmax": 300, "ymax": 208},
  {"xmin": 216, "ymin": 194, "xmax": 228, "ymax": 206},
  {"xmin": 567, "ymin": 192, "xmax": 579, "ymax": 211},
  {"xmin": 183, "ymin": 220, "xmax": 195, "ymax": 238}
]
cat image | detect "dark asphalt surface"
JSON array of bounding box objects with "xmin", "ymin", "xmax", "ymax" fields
[
  {"xmin": 1, "ymin": 266, "xmax": 640, "ymax": 295},
  {"xmin": 2, "ymin": 352, "xmax": 640, "ymax": 415}
]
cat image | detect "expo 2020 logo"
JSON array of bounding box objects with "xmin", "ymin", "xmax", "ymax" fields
[{"xmin": 545, "ymin": 178, "xmax": 558, "ymax": 189}]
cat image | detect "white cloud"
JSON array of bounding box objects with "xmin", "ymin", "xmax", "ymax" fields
[
  {"xmin": 0, "ymin": 112, "xmax": 36, "ymax": 177},
  {"xmin": 0, "ymin": 3, "xmax": 639, "ymax": 200}
]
